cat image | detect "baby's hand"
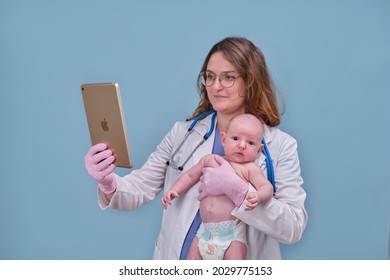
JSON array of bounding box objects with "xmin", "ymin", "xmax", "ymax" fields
[
  {"xmin": 161, "ymin": 190, "xmax": 179, "ymax": 209},
  {"xmin": 245, "ymin": 192, "xmax": 260, "ymax": 211}
]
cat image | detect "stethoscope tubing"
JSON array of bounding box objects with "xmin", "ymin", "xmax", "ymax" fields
[
  {"xmin": 166, "ymin": 110, "xmax": 216, "ymax": 171},
  {"xmin": 262, "ymin": 138, "xmax": 276, "ymax": 193}
]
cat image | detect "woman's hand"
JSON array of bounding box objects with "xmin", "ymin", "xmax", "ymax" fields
[
  {"xmin": 84, "ymin": 143, "xmax": 117, "ymax": 194},
  {"xmin": 198, "ymin": 155, "xmax": 248, "ymax": 207}
]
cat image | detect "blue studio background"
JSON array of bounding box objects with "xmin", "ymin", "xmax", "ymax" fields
[{"xmin": 1, "ymin": 0, "xmax": 389, "ymax": 260}]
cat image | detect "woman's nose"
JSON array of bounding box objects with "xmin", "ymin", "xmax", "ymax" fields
[{"xmin": 211, "ymin": 77, "xmax": 223, "ymax": 89}]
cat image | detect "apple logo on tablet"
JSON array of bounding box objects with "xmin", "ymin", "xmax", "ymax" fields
[{"xmin": 101, "ymin": 118, "xmax": 109, "ymax": 131}]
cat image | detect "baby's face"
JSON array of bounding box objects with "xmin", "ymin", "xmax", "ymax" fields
[{"xmin": 221, "ymin": 119, "xmax": 263, "ymax": 163}]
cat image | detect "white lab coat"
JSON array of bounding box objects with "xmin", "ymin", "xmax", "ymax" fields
[{"xmin": 98, "ymin": 114, "xmax": 307, "ymax": 259}]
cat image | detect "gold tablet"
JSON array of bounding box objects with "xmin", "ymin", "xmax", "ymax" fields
[{"xmin": 81, "ymin": 83, "xmax": 133, "ymax": 168}]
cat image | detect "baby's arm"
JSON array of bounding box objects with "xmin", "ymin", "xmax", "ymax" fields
[
  {"xmin": 161, "ymin": 154, "xmax": 213, "ymax": 208},
  {"xmin": 161, "ymin": 189, "xmax": 179, "ymax": 209},
  {"xmin": 245, "ymin": 163, "xmax": 274, "ymax": 211}
]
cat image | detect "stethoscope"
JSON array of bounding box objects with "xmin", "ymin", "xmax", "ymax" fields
[{"xmin": 166, "ymin": 109, "xmax": 276, "ymax": 193}]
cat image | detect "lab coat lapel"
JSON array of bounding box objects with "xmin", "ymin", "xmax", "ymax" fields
[
  {"xmin": 258, "ymin": 124, "xmax": 275, "ymax": 176},
  {"xmin": 263, "ymin": 124, "xmax": 273, "ymax": 145},
  {"xmin": 257, "ymin": 124, "xmax": 272, "ymax": 168}
]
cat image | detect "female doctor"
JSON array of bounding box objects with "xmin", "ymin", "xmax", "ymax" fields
[{"xmin": 84, "ymin": 36, "xmax": 307, "ymax": 259}]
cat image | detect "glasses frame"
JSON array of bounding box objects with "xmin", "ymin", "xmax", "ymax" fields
[{"xmin": 199, "ymin": 71, "xmax": 241, "ymax": 88}]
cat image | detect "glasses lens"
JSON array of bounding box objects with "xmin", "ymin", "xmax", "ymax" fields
[
  {"xmin": 220, "ymin": 73, "xmax": 235, "ymax": 88},
  {"xmin": 200, "ymin": 72, "xmax": 216, "ymax": 87},
  {"xmin": 199, "ymin": 72, "xmax": 207, "ymax": 86},
  {"xmin": 199, "ymin": 71, "xmax": 238, "ymax": 88}
]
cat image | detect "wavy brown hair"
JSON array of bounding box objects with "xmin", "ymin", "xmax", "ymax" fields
[{"xmin": 189, "ymin": 37, "xmax": 284, "ymax": 127}]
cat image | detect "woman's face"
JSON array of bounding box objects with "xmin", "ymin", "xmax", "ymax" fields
[{"xmin": 205, "ymin": 52, "xmax": 246, "ymax": 116}]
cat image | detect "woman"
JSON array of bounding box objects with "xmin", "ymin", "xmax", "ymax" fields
[{"xmin": 84, "ymin": 36, "xmax": 308, "ymax": 259}]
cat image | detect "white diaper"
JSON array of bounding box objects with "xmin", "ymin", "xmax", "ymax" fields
[{"xmin": 196, "ymin": 220, "xmax": 247, "ymax": 260}]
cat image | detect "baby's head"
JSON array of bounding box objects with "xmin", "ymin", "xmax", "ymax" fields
[{"xmin": 221, "ymin": 114, "xmax": 264, "ymax": 163}]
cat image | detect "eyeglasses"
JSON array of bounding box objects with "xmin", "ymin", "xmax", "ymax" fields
[{"xmin": 199, "ymin": 71, "xmax": 241, "ymax": 88}]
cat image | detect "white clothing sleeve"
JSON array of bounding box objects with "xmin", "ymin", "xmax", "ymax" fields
[
  {"xmin": 232, "ymin": 136, "xmax": 307, "ymax": 245},
  {"xmin": 98, "ymin": 122, "xmax": 180, "ymax": 211}
]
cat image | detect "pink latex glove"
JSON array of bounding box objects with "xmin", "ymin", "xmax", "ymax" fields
[
  {"xmin": 84, "ymin": 143, "xmax": 116, "ymax": 194},
  {"xmin": 198, "ymin": 155, "xmax": 249, "ymax": 207}
]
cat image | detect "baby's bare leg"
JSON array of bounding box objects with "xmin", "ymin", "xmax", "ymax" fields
[
  {"xmin": 186, "ymin": 236, "xmax": 203, "ymax": 260},
  {"xmin": 223, "ymin": 241, "xmax": 247, "ymax": 260}
]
